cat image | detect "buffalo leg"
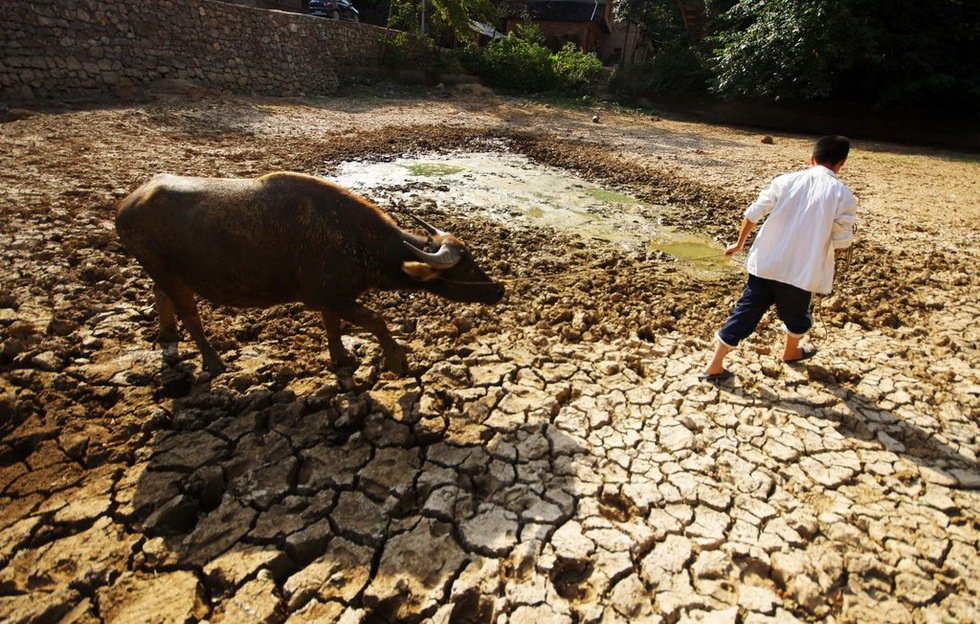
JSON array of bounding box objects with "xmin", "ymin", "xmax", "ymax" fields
[
  {"xmin": 154, "ymin": 285, "xmax": 180, "ymax": 365},
  {"xmin": 320, "ymin": 310, "xmax": 356, "ymax": 370},
  {"xmin": 335, "ymin": 303, "xmax": 408, "ymax": 375},
  {"xmin": 165, "ymin": 282, "xmax": 226, "ymax": 376}
]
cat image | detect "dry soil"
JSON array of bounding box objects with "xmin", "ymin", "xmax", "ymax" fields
[{"xmin": 1, "ymin": 84, "xmax": 978, "ymax": 624}]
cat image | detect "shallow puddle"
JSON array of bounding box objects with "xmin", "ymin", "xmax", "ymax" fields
[
  {"xmin": 650, "ymin": 231, "xmax": 733, "ymax": 273},
  {"xmin": 401, "ymin": 163, "xmax": 466, "ymax": 177},
  {"xmin": 329, "ymin": 151, "xmax": 736, "ymax": 276}
]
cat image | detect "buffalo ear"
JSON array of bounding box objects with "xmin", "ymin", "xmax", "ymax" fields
[{"xmin": 401, "ymin": 261, "xmax": 441, "ymax": 282}]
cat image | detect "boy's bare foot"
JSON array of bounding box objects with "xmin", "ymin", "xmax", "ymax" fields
[
  {"xmin": 704, "ymin": 341, "xmax": 733, "ymax": 378},
  {"xmin": 783, "ymin": 346, "xmax": 817, "ymax": 363}
]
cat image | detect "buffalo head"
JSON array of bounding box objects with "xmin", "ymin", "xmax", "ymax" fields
[{"xmin": 401, "ymin": 214, "xmax": 505, "ymax": 305}]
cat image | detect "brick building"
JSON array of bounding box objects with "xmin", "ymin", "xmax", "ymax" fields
[{"xmin": 501, "ymin": 0, "xmax": 613, "ymax": 54}]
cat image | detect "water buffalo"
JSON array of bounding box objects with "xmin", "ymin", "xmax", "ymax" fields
[{"xmin": 115, "ymin": 172, "xmax": 505, "ymax": 376}]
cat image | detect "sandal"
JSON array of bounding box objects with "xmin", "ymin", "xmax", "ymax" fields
[
  {"xmin": 783, "ymin": 347, "xmax": 818, "ymax": 363},
  {"xmin": 699, "ymin": 370, "xmax": 735, "ymax": 382}
]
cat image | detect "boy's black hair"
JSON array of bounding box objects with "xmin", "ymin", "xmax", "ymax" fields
[{"xmin": 812, "ymin": 135, "xmax": 850, "ymax": 165}]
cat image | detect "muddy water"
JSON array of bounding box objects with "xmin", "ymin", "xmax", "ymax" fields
[{"xmin": 330, "ymin": 151, "xmax": 736, "ymax": 276}]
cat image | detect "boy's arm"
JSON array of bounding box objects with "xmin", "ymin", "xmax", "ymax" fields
[
  {"xmin": 727, "ymin": 178, "xmax": 779, "ymax": 255},
  {"xmin": 727, "ymin": 177, "xmax": 780, "ymax": 255},
  {"xmin": 726, "ymin": 219, "xmax": 756, "ymax": 256},
  {"xmin": 831, "ymin": 194, "xmax": 859, "ymax": 250},
  {"xmin": 744, "ymin": 178, "xmax": 780, "ymax": 224}
]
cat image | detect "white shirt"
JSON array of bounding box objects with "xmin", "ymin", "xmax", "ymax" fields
[{"xmin": 744, "ymin": 165, "xmax": 858, "ymax": 295}]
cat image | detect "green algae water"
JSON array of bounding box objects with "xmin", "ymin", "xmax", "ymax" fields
[
  {"xmin": 401, "ymin": 163, "xmax": 466, "ymax": 177},
  {"xmin": 650, "ymin": 230, "xmax": 732, "ymax": 273},
  {"xmin": 587, "ymin": 188, "xmax": 638, "ymax": 205},
  {"xmin": 331, "ymin": 152, "xmax": 737, "ymax": 277}
]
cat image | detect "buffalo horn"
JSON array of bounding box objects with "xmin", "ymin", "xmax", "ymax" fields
[
  {"xmin": 409, "ymin": 213, "xmax": 448, "ymax": 236},
  {"xmin": 404, "ymin": 240, "xmax": 461, "ymax": 269}
]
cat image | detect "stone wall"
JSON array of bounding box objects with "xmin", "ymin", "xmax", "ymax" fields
[{"xmin": 0, "ymin": 0, "xmax": 389, "ymax": 102}]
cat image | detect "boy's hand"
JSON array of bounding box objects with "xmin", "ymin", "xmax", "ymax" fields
[{"xmin": 726, "ymin": 219, "xmax": 755, "ymax": 256}]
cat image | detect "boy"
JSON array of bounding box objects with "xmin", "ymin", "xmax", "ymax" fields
[{"xmin": 701, "ymin": 135, "xmax": 858, "ymax": 381}]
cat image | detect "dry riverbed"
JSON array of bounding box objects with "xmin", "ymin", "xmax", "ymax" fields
[{"xmin": 1, "ymin": 84, "xmax": 978, "ymax": 623}]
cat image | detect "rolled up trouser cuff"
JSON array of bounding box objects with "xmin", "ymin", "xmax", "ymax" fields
[
  {"xmin": 715, "ymin": 331, "xmax": 739, "ymax": 348},
  {"xmin": 781, "ymin": 320, "xmax": 812, "ymax": 338}
]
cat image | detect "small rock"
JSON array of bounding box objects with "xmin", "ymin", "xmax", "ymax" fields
[
  {"xmin": 761, "ymin": 135, "xmax": 774, "ymax": 144},
  {"xmin": 31, "ymin": 351, "xmax": 63, "ymax": 371}
]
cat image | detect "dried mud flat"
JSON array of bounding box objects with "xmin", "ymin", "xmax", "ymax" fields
[{"xmin": 1, "ymin": 86, "xmax": 978, "ymax": 624}]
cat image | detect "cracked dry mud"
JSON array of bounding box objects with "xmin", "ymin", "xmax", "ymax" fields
[{"xmin": 1, "ymin": 86, "xmax": 978, "ymax": 624}]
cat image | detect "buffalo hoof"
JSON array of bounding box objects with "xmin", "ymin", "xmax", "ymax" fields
[
  {"xmin": 161, "ymin": 342, "xmax": 179, "ymax": 366},
  {"xmin": 204, "ymin": 358, "xmax": 227, "ymax": 377},
  {"xmin": 383, "ymin": 349, "xmax": 410, "ymax": 376},
  {"xmin": 330, "ymin": 351, "xmax": 358, "ymax": 374}
]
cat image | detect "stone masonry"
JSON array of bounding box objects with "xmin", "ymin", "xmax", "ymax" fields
[{"xmin": 0, "ymin": 0, "xmax": 388, "ymax": 102}]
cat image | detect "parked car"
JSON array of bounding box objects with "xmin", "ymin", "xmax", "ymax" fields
[{"xmin": 308, "ymin": 0, "xmax": 359, "ymax": 22}]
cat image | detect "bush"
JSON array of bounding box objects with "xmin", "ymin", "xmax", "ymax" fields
[
  {"xmin": 551, "ymin": 43, "xmax": 606, "ymax": 94},
  {"xmin": 462, "ymin": 26, "xmax": 606, "ymax": 95},
  {"xmin": 466, "ymin": 29, "xmax": 556, "ymax": 91}
]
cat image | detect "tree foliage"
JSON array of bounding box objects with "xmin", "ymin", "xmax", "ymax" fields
[
  {"xmin": 711, "ymin": 0, "xmax": 979, "ymax": 106},
  {"xmin": 611, "ymin": 0, "xmax": 977, "ymax": 108},
  {"xmin": 614, "ymin": 0, "xmax": 684, "ymax": 43},
  {"xmin": 388, "ymin": 0, "xmax": 496, "ymax": 44}
]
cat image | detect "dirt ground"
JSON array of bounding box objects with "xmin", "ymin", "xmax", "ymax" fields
[{"xmin": 1, "ymin": 83, "xmax": 978, "ymax": 624}]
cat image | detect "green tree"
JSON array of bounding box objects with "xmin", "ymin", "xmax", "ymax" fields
[
  {"xmin": 711, "ymin": 0, "xmax": 979, "ymax": 107},
  {"xmin": 613, "ymin": 0, "xmax": 685, "ymax": 44},
  {"xmin": 609, "ymin": 0, "xmax": 713, "ymax": 95},
  {"xmin": 388, "ymin": 0, "xmax": 496, "ymax": 44}
]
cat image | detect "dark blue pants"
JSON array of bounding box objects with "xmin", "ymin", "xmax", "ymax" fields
[{"xmin": 717, "ymin": 274, "xmax": 813, "ymax": 347}]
